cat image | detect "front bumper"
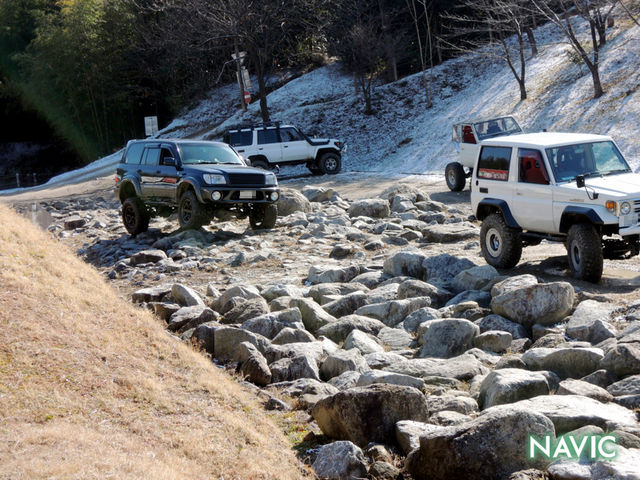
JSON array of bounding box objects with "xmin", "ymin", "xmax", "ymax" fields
[
  {"xmin": 201, "ymin": 186, "xmax": 279, "ymax": 204},
  {"xmin": 619, "ymin": 224, "xmax": 640, "ymax": 236}
]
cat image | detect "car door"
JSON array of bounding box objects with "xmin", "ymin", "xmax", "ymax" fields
[
  {"xmin": 256, "ymin": 127, "xmax": 282, "ymax": 164},
  {"xmin": 473, "ymin": 145, "xmax": 514, "ymax": 205},
  {"xmin": 510, "ymin": 148, "xmax": 554, "ymax": 233},
  {"xmin": 154, "ymin": 145, "xmax": 181, "ymax": 202},
  {"xmin": 139, "ymin": 145, "xmax": 163, "ymax": 200},
  {"xmin": 279, "ymin": 127, "xmax": 312, "ymax": 163}
]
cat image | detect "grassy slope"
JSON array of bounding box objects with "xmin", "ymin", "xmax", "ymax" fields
[{"xmin": 0, "ymin": 204, "xmax": 307, "ymax": 479}]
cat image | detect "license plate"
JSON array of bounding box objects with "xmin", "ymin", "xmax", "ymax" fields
[{"xmin": 239, "ymin": 190, "xmax": 256, "ymax": 199}]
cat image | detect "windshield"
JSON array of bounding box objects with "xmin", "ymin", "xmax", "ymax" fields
[
  {"xmin": 545, "ymin": 141, "xmax": 631, "ymax": 183},
  {"xmin": 178, "ymin": 143, "xmax": 243, "ymax": 165},
  {"xmin": 474, "ymin": 117, "xmax": 522, "ymax": 140}
]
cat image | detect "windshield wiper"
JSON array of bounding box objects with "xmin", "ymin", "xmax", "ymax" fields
[{"xmin": 603, "ymin": 169, "xmax": 631, "ymax": 176}]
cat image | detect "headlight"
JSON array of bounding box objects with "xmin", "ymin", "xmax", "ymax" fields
[
  {"xmin": 264, "ymin": 173, "xmax": 277, "ymax": 186},
  {"xmin": 203, "ymin": 174, "xmax": 226, "ymax": 185},
  {"xmin": 620, "ymin": 201, "xmax": 632, "ymax": 215},
  {"xmin": 335, "ymin": 141, "xmax": 343, "ymax": 149}
]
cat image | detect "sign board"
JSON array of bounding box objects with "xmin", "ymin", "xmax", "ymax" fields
[
  {"xmin": 242, "ymin": 67, "xmax": 251, "ymax": 90},
  {"xmin": 144, "ymin": 116, "xmax": 158, "ymax": 136},
  {"xmin": 244, "ymin": 91, "xmax": 251, "ymax": 104},
  {"xmin": 231, "ymin": 51, "xmax": 247, "ymax": 61}
]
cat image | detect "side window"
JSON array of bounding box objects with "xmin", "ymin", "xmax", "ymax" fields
[
  {"xmin": 160, "ymin": 148, "xmax": 174, "ymax": 166},
  {"xmin": 142, "ymin": 147, "xmax": 161, "ymax": 166},
  {"xmin": 257, "ymin": 128, "xmax": 278, "ymax": 144},
  {"xmin": 228, "ymin": 130, "xmax": 252, "ymax": 147},
  {"xmin": 518, "ymin": 149, "xmax": 549, "ymax": 185},
  {"xmin": 124, "ymin": 143, "xmax": 144, "ymax": 164},
  {"xmin": 280, "ymin": 127, "xmax": 303, "ymax": 142},
  {"xmin": 477, "ymin": 146, "xmax": 512, "ymax": 181}
]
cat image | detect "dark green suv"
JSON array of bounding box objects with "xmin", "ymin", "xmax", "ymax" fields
[{"xmin": 115, "ymin": 139, "xmax": 279, "ymax": 234}]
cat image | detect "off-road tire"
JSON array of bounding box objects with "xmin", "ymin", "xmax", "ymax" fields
[
  {"xmin": 566, "ymin": 223, "xmax": 603, "ymax": 282},
  {"xmin": 445, "ymin": 162, "xmax": 466, "ymax": 191},
  {"xmin": 319, "ymin": 152, "xmax": 341, "ymax": 175},
  {"xmin": 480, "ymin": 213, "xmax": 522, "ymax": 269},
  {"xmin": 178, "ymin": 190, "xmax": 208, "ymax": 230},
  {"xmin": 122, "ymin": 197, "xmax": 150, "ymax": 235},
  {"xmin": 249, "ymin": 204, "xmax": 277, "ymax": 230},
  {"xmin": 251, "ymin": 158, "xmax": 269, "ymax": 170},
  {"xmin": 307, "ymin": 164, "xmax": 324, "ymax": 176}
]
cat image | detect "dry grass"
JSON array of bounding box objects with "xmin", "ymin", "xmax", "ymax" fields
[{"xmin": 0, "ymin": 204, "xmax": 309, "ymax": 479}]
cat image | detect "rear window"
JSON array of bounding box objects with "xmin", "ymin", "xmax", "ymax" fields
[
  {"xmin": 124, "ymin": 143, "xmax": 145, "ymax": 164},
  {"xmin": 228, "ymin": 130, "xmax": 253, "ymax": 147},
  {"xmin": 477, "ymin": 146, "xmax": 512, "ymax": 181},
  {"xmin": 257, "ymin": 128, "xmax": 279, "ymax": 144}
]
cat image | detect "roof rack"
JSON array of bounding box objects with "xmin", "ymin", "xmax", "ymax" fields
[{"xmin": 227, "ymin": 121, "xmax": 281, "ymax": 131}]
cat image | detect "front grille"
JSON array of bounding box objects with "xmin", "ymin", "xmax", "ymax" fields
[
  {"xmin": 228, "ymin": 173, "xmax": 266, "ymax": 185},
  {"xmin": 634, "ymin": 199, "xmax": 640, "ymax": 213}
]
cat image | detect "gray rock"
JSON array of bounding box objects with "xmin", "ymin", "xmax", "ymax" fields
[
  {"xmin": 364, "ymin": 351, "xmax": 412, "ymax": 369},
  {"xmin": 241, "ymin": 308, "xmax": 304, "ymax": 339},
  {"xmin": 405, "ymin": 405, "xmax": 554, "ymax": 480},
  {"xmin": 343, "ymin": 329, "xmax": 384, "ymax": 355},
  {"xmin": 591, "ymin": 446, "xmax": 640, "ymax": 480},
  {"xmin": 383, "ymin": 354, "xmax": 488, "ymax": 381},
  {"xmin": 312, "ymin": 384, "xmax": 431, "ymax": 447},
  {"xmin": 129, "ymin": 249, "xmax": 167, "ymax": 265},
  {"xmin": 420, "ymin": 318, "xmax": 480, "ymax": 358},
  {"xmin": 476, "ymin": 314, "xmax": 529, "ymax": 339},
  {"xmin": 222, "ymin": 297, "xmax": 269, "ymax": 324},
  {"xmin": 64, "ymin": 215, "xmax": 86, "ymax": 230},
  {"xmin": 600, "ymin": 343, "xmax": 640, "ymax": 377},
  {"xmin": 496, "ymin": 354, "xmax": 527, "ymax": 370},
  {"xmin": 348, "ymin": 198, "xmax": 391, "ymax": 219},
  {"xmin": 566, "ymin": 300, "xmax": 617, "ymax": 343},
  {"xmin": 395, "ymin": 420, "xmax": 448, "ymax": 454},
  {"xmin": 356, "ymin": 370, "xmax": 425, "ymax": 390},
  {"xmin": 430, "ymin": 410, "xmax": 472, "ymax": 426},
  {"xmin": 132, "ymin": 284, "xmax": 172, "ymax": 303},
  {"xmin": 382, "ymin": 250, "xmax": 428, "ymax": 279},
  {"xmin": 322, "ymin": 292, "xmax": 369, "ymax": 318},
  {"xmin": 607, "ymin": 374, "xmax": 640, "ymax": 396},
  {"xmin": 474, "ymin": 330, "xmax": 513, "ymax": 353},
  {"xmin": 522, "ymin": 347, "xmax": 604, "ymax": 379},
  {"xmin": 308, "ymin": 282, "xmax": 370, "ymax": 304},
  {"xmin": 478, "ymin": 368, "xmax": 551, "ymax": 409},
  {"xmin": 581, "ymin": 369, "xmax": 617, "ymax": 389},
  {"xmin": 557, "ymin": 379, "xmax": 613, "ymax": 403},
  {"xmin": 193, "ymin": 325, "xmax": 270, "ymax": 360},
  {"xmin": 328, "ymin": 371, "xmax": 362, "ymax": 391},
  {"xmin": 356, "ymin": 297, "xmax": 432, "ymax": 327},
  {"xmin": 377, "ymin": 326, "xmax": 414, "ymax": 349},
  {"xmin": 234, "ymin": 342, "xmax": 271, "ymax": 386},
  {"xmin": 168, "ymin": 305, "xmax": 219, "ymax": 333},
  {"xmin": 403, "ymin": 307, "xmax": 441, "ymax": 333},
  {"xmin": 264, "ymin": 339, "xmax": 338, "ymax": 365},
  {"xmin": 214, "ymin": 285, "xmax": 262, "ymax": 314},
  {"xmin": 490, "ymin": 274, "xmax": 538, "ymax": 297},
  {"xmin": 422, "ymin": 254, "xmax": 477, "ymax": 283},
  {"xmin": 302, "ymin": 186, "xmax": 338, "ymax": 203},
  {"xmin": 312, "ymin": 441, "xmax": 367, "ymax": 480},
  {"xmin": 397, "ymin": 279, "xmax": 452, "ymax": 307},
  {"xmin": 369, "ymin": 461, "xmax": 400, "ymax": 480},
  {"xmin": 276, "ymin": 188, "xmax": 311, "ymax": 216},
  {"xmin": 491, "ymin": 282, "xmax": 575, "ymax": 327},
  {"xmin": 363, "ymin": 283, "xmax": 400, "ymax": 305},
  {"xmin": 261, "ymin": 284, "xmax": 306, "ymax": 302},
  {"xmin": 290, "ymin": 297, "xmax": 337, "ymax": 333},
  {"xmin": 270, "ymin": 354, "xmax": 320, "ymax": 382},
  {"xmin": 453, "ymin": 265, "xmax": 500, "ymax": 292},
  {"xmin": 171, "ymin": 283, "xmax": 205, "ymax": 307},
  {"xmin": 150, "ymin": 302, "xmax": 181, "ymax": 321},
  {"xmin": 445, "ymin": 290, "xmax": 491, "ymax": 309},
  {"xmin": 422, "ymin": 222, "xmax": 479, "ymax": 243},
  {"xmin": 531, "ymin": 333, "xmax": 567, "ymax": 349},
  {"xmin": 272, "ymin": 326, "xmax": 316, "ymax": 344},
  {"xmin": 307, "ymin": 265, "xmax": 364, "ymax": 285},
  {"xmin": 320, "ymin": 349, "xmax": 370, "ymax": 380},
  {"xmin": 350, "ymin": 271, "xmax": 389, "ymax": 288},
  {"xmin": 426, "ymin": 395, "xmax": 478, "ymax": 415},
  {"xmin": 316, "ymin": 315, "xmax": 387, "ymax": 343}
]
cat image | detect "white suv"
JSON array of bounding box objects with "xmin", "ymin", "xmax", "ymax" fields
[
  {"xmin": 471, "ymin": 132, "xmax": 640, "ymax": 282},
  {"xmin": 223, "ymin": 122, "xmax": 345, "ymax": 175}
]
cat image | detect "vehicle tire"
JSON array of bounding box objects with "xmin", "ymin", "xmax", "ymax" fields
[
  {"xmin": 251, "ymin": 158, "xmax": 269, "ymax": 170},
  {"xmin": 178, "ymin": 190, "xmax": 208, "ymax": 230},
  {"xmin": 480, "ymin": 213, "xmax": 522, "ymax": 269},
  {"xmin": 249, "ymin": 204, "xmax": 277, "ymax": 230},
  {"xmin": 445, "ymin": 162, "xmax": 466, "ymax": 191},
  {"xmin": 319, "ymin": 152, "xmax": 341, "ymax": 175},
  {"xmin": 122, "ymin": 197, "xmax": 150, "ymax": 235},
  {"xmin": 566, "ymin": 223, "xmax": 603, "ymax": 282},
  {"xmin": 307, "ymin": 164, "xmax": 323, "ymax": 176}
]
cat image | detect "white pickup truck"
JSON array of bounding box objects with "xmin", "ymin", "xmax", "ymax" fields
[
  {"xmin": 470, "ymin": 131, "xmax": 640, "ymax": 282},
  {"xmin": 446, "ymin": 116, "xmax": 523, "ymax": 191}
]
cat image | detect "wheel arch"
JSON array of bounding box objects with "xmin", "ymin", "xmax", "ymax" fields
[
  {"xmin": 118, "ymin": 179, "xmax": 141, "ymax": 203},
  {"xmin": 176, "ymin": 179, "xmax": 203, "ymax": 203},
  {"xmin": 559, "ymin": 206, "xmax": 604, "ymax": 234},
  {"xmin": 476, "ymin": 198, "xmax": 520, "ymax": 229},
  {"xmin": 315, "ymin": 148, "xmax": 341, "ymax": 161}
]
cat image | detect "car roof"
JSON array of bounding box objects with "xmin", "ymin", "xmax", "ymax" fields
[
  {"xmin": 454, "ymin": 116, "xmax": 517, "ymax": 126},
  {"xmin": 480, "ymin": 132, "xmax": 613, "ymax": 148},
  {"xmin": 129, "ymin": 139, "xmax": 229, "ymax": 147}
]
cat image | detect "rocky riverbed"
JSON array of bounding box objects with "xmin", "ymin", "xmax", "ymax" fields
[{"xmin": 16, "ymin": 181, "xmax": 640, "ymax": 479}]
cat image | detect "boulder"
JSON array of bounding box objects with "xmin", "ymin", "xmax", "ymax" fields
[
  {"xmin": 478, "ymin": 368, "xmax": 551, "ymax": 409},
  {"xmin": 307, "ymin": 265, "xmax": 364, "ymax": 285},
  {"xmin": 328, "ymin": 371, "xmax": 362, "ymax": 391},
  {"xmin": 405, "ymin": 405, "xmax": 554, "ymax": 480},
  {"xmin": 419, "ymin": 318, "xmax": 480, "ymax": 358},
  {"xmin": 600, "ymin": 343, "xmax": 640, "ymax": 377},
  {"xmin": 272, "ymin": 327, "xmax": 316, "ymax": 344},
  {"xmin": 322, "ymin": 292, "xmax": 369, "ymax": 318},
  {"xmin": 395, "ymin": 420, "xmax": 448, "ymax": 454},
  {"xmin": 260, "ymin": 284, "xmax": 306, "ymax": 302},
  {"xmin": 290, "ymin": 297, "xmax": 337, "ymax": 333},
  {"xmin": 222, "ymin": 297, "xmax": 269, "ymax": 324},
  {"xmin": 453, "ymin": 265, "xmax": 500, "ymax": 292},
  {"xmin": 214, "ymin": 285, "xmax": 262, "ymax": 314},
  {"xmin": 421, "ymin": 222, "xmax": 479, "ymax": 243},
  {"xmin": 566, "ymin": 300, "xmax": 617, "ymax": 343},
  {"xmin": 491, "ymin": 282, "xmax": 574, "ymax": 327},
  {"xmin": 234, "ymin": 342, "xmax": 271, "ymax": 386},
  {"xmin": 171, "ymin": 283, "xmax": 205, "ymax": 307},
  {"xmin": 490, "ymin": 274, "xmax": 538, "ymax": 297},
  {"xmin": 320, "ymin": 349, "xmax": 370, "ymax": 381},
  {"xmin": 383, "ymin": 354, "xmax": 488, "ymax": 381},
  {"xmin": 344, "ymin": 329, "xmax": 384, "ymax": 355},
  {"xmin": 348, "ymin": 198, "xmax": 391, "ymax": 219},
  {"xmin": 397, "ymin": 279, "xmax": 452, "ymax": 307},
  {"xmin": 426, "ymin": 395, "xmax": 478, "ymax": 415},
  {"xmin": 129, "ymin": 249, "xmax": 167, "ymax": 265},
  {"xmin": 276, "ymin": 188, "xmax": 311, "ymax": 216},
  {"xmin": 270, "ymin": 354, "xmax": 320, "ymax": 382},
  {"xmin": 382, "ymin": 250, "xmax": 428, "ymax": 279},
  {"xmin": 241, "ymin": 308, "xmax": 304, "ymax": 339},
  {"xmin": 522, "ymin": 347, "xmax": 604, "ymax": 379},
  {"xmin": 556, "ymin": 379, "xmax": 613, "ymax": 403},
  {"xmin": 132, "ymin": 284, "xmax": 172, "ymax": 303},
  {"xmin": 209, "ymin": 326, "xmax": 270, "ymax": 360},
  {"xmin": 377, "ymin": 327, "xmax": 414, "ymax": 349},
  {"xmin": 316, "ymin": 315, "xmax": 387, "ymax": 343},
  {"xmin": 607, "ymin": 374, "xmax": 640, "ymax": 397},
  {"xmin": 167, "ymin": 305, "xmax": 219, "ymax": 333},
  {"xmin": 302, "ymin": 186, "xmax": 338, "ymax": 203},
  {"xmin": 312, "ymin": 384, "xmax": 431, "ymax": 447},
  {"xmin": 422, "ymin": 254, "xmax": 476, "ymax": 283},
  {"xmin": 402, "ymin": 307, "xmax": 441, "ymax": 333},
  {"xmin": 474, "ymin": 330, "xmax": 513, "ymax": 353},
  {"xmin": 311, "ymin": 441, "xmax": 367, "ymax": 480},
  {"xmin": 356, "ymin": 370, "xmax": 425, "ymax": 390},
  {"xmin": 356, "ymin": 297, "xmax": 432, "ymax": 327}
]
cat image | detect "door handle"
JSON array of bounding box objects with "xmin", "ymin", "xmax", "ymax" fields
[
  {"xmin": 283, "ymin": 145, "xmax": 289, "ymax": 148},
  {"xmin": 516, "ymin": 192, "xmax": 523, "ymax": 196},
  {"xmin": 237, "ymin": 149, "xmax": 245, "ymax": 153},
  {"xmin": 479, "ymin": 187, "xmax": 488, "ymax": 193},
  {"xmin": 136, "ymin": 169, "xmax": 143, "ymax": 174}
]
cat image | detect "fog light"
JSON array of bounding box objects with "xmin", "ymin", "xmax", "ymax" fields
[
  {"xmin": 211, "ymin": 191, "xmax": 222, "ymax": 201},
  {"xmin": 270, "ymin": 191, "xmax": 280, "ymax": 201}
]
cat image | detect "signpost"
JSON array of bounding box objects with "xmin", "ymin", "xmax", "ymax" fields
[{"xmin": 144, "ymin": 116, "xmax": 158, "ymax": 137}]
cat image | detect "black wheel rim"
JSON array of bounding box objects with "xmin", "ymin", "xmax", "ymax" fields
[
  {"xmin": 181, "ymin": 198, "xmax": 193, "ymax": 223},
  {"xmin": 123, "ymin": 203, "xmax": 136, "ymax": 228}
]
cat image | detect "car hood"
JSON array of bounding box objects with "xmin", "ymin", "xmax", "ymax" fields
[
  {"xmin": 183, "ymin": 164, "xmax": 268, "ymax": 175},
  {"xmin": 560, "ymin": 172, "xmax": 640, "ymax": 198}
]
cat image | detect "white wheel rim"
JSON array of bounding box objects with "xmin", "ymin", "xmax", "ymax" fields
[{"xmin": 486, "ymin": 227, "xmax": 503, "ymax": 257}]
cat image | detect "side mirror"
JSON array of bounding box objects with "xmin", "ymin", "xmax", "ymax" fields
[
  {"xmin": 575, "ymin": 175, "xmax": 585, "ymax": 188},
  {"xmin": 163, "ymin": 157, "xmax": 176, "ymax": 167}
]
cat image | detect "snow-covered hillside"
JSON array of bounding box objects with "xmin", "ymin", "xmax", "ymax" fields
[{"xmin": 4, "ymin": 5, "xmax": 640, "ymax": 194}]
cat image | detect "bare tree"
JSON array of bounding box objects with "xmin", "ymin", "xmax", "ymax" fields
[
  {"xmin": 443, "ymin": 0, "xmax": 533, "ymax": 101},
  {"xmin": 406, "ymin": 0, "xmax": 434, "ymax": 107},
  {"xmin": 530, "ymin": 0, "xmax": 617, "ymax": 98}
]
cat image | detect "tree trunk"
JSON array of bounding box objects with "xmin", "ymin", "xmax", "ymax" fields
[
  {"xmin": 588, "ymin": 63, "xmax": 604, "ymax": 98},
  {"xmin": 255, "ymin": 55, "xmax": 270, "ymax": 122},
  {"xmin": 525, "ymin": 27, "xmax": 538, "ymax": 56},
  {"xmin": 518, "ymin": 79, "xmax": 527, "ymax": 100}
]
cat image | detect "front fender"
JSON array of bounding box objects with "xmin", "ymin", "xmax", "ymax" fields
[
  {"xmin": 176, "ymin": 178, "xmax": 204, "ymax": 203},
  {"xmin": 559, "ymin": 206, "xmax": 604, "ymax": 233},
  {"xmin": 117, "ymin": 178, "xmax": 142, "ymax": 202},
  {"xmin": 476, "ymin": 198, "xmax": 520, "ymax": 228}
]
